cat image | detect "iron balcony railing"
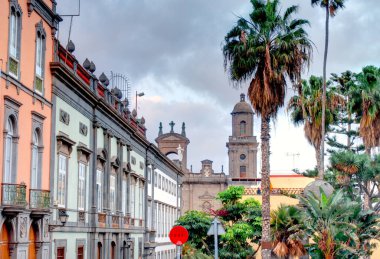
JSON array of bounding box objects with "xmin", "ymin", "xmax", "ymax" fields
[
  {"xmin": 29, "ymin": 189, "xmax": 50, "ymax": 210},
  {"xmin": 1, "ymin": 183, "xmax": 27, "ymax": 207}
]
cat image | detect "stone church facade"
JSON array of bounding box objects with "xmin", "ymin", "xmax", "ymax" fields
[{"xmin": 156, "ymin": 94, "xmax": 259, "ymax": 213}]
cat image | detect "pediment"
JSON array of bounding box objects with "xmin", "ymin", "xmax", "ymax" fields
[{"xmin": 199, "ymin": 191, "xmax": 214, "ymax": 200}]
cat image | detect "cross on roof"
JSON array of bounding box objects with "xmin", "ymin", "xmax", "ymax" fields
[{"xmin": 169, "ymin": 121, "xmax": 175, "ymax": 133}]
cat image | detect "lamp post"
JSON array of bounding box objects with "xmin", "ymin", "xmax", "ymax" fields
[
  {"xmin": 49, "ymin": 209, "xmax": 69, "ymax": 231},
  {"xmin": 135, "ymin": 91, "xmax": 145, "ymax": 111}
]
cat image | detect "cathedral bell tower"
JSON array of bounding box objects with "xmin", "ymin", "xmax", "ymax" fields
[{"xmin": 226, "ymin": 94, "xmax": 258, "ymax": 179}]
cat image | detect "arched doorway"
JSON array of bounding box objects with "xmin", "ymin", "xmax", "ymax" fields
[
  {"xmin": 0, "ymin": 223, "xmax": 11, "ymax": 259},
  {"xmin": 110, "ymin": 241, "xmax": 116, "ymax": 259},
  {"xmin": 28, "ymin": 224, "xmax": 38, "ymax": 259},
  {"xmin": 97, "ymin": 242, "xmax": 102, "ymax": 259}
]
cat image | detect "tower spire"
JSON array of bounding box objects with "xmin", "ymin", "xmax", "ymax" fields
[
  {"xmin": 158, "ymin": 122, "xmax": 163, "ymax": 136},
  {"xmin": 169, "ymin": 121, "xmax": 175, "ymax": 133},
  {"xmin": 181, "ymin": 122, "xmax": 186, "ymax": 137}
]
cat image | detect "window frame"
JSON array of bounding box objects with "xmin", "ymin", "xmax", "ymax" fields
[
  {"xmin": 96, "ymin": 167, "xmax": 103, "ymax": 213},
  {"xmin": 240, "ymin": 120, "xmax": 247, "ymax": 136},
  {"xmin": 77, "ymin": 162, "xmax": 86, "ymax": 211},
  {"xmin": 3, "ymin": 97, "xmax": 21, "ymax": 184},
  {"xmin": 34, "ymin": 21, "xmax": 46, "ymax": 95},
  {"xmin": 8, "ymin": 0, "xmax": 22, "ymax": 79},
  {"xmin": 110, "ymin": 172, "xmax": 116, "ymax": 214},
  {"xmin": 57, "ymin": 154, "xmax": 68, "ymax": 208},
  {"xmin": 122, "ymin": 175, "xmax": 127, "ymax": 215}
]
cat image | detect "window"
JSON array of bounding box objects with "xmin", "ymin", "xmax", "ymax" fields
[
  {"xmin": 131, "ymin": 156, "xmax": 136, "ymax": 165},
  {"xmin": 154, "ymin": 172, "xmax": 157, "ymax": 187},
  {"xmin": 158, "ymin": 175, "xmax": 162, "ymax": 189},
  {"xmin": 130, "ymin": 178, "xmax": 135, "ymax": 219},
  {"xmin": 78, "ymin": 163, "xmax": 86, "ymax": 210},
  {"xmin": 8, "ymin": 2, "xmax": 22, "ymax": 78},
  {"xmin": 139, "ymin": 181, "xmax": 143, "ymax": 220},
  {"xmin": 240, "ymin": 121, "xmax": 246, "ymax": 135},
  {"xmin": 122, "ymin": 177, "xmax": 127, "ymax": 214},
  {"xmin": 139, "ymin": 161, "xmax": 144, "ymax": 169},
  {"xmin": 35, "ymin": 22, "xmax": 46, "ymax": 94},
  {"xmin": 110, "ymin": 174, "xmax": 116, "ymax": 214},
  {"xmin": 4, "ymin": 118, "xmax": 14, "ymax": 183},
  {"xmin": 77, "ymin": 246, "xmax": 84, "ymax": 259},
  {"xmin": 147, "ymin": 201, "xmax": 152, "ymax": 229},
  {"xmin": 58, "ymin": 155, "xmax": 67, "ymax": 207},
  {"xmin": 30, "ymin": 130, "xmax": 39, "ymax": 189},
  {"xmin": 240, "ymin": 166, "xmax": 247, "ymax": 178},
  {"xmin": 96, "ymin": 169, "xmax": 103, "ymax": 212},
  {"xmin": 57, "ymin": 247, "xmax": 65, "ymax": 259},
  {"xmin": 147, "ymin": 167, "xmax": 152, "ymax": 183}
]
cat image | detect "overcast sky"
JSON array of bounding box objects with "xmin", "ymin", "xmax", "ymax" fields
[{"xmin": 57, "ymin": 0, "xmax": 380, "ymax": 175}]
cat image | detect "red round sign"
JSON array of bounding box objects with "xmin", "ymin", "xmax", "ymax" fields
[{"xmin": 169, "ymin": 226, "xmax": 189, "ymax": 245}]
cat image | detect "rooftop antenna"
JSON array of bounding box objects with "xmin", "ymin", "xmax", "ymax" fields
[
  {"xmin": 286, "ymin": 152, "xmax": 300, "ymax": 170},
  {"xmin": 110, "ymin": 72, "xmax": 131, "ymax": 107},
  {"xmin": 58, "ymin": 0, "xmax": 81, "ymax": 63}
]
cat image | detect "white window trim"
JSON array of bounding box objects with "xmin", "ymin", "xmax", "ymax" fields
[
  {"xmin": 110, "ymin": 174, "xmax": 116, "ymax": 214},
  {"xmin": 57, "ymin": 154, "xmax": 67, "ymax": 208},
  {"xmin": 78, "ymin": 162, "xmax": 86, "ymax": 211},
  {"xmin": 96, "ymin": 169, "xmax": 103, "ymax": 213}
]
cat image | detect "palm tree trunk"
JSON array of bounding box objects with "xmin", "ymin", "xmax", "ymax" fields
[
  {"xmin": 364, "ymin": 147, "xmax": 371, "ymax": 210},
  {"xmin": 261, "ymin": 114, "xmax": 272, "ymax": 259},
  {"xmin": 315, "ymin": 145, "xmax": 321, "ymax": 172},
  {"xmin": 347, "ymin": 96, "xmax": 351, "ymax": 150},
  {"xmin": 319, "ymin": 2, "xmax": 330, "ymax": 179}
]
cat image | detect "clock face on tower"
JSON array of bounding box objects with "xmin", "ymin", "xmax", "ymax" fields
[{"xmin": 240, "ymin": 154, "xmax": 246, "ymax": 161}]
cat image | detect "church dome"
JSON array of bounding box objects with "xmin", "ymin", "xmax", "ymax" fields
[{"xmin": 232, "ymin": 94, "xmax": 254, "ymax": 114}]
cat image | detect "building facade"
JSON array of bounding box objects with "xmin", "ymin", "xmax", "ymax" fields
[
  {"xmin": 49, "ymin": 40, "xmax": 183, "ymax": 259},
  {"xmin": 0, "ymin": 0, "xmax": 60, "ymax": 258},
  {"xmin": 169, "ymin": 94, "xmax": 260, "ymax": 213},
  {"xmin": 226, "ymin": 93, "xmax": 258, "ymax": 180}
]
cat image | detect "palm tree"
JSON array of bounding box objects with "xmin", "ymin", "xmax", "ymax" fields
[
  {"xmin": 271, "ymin": 205, "xmax": 306, "ymax": 258},
  {"xmin": 288, "ymin": 75, "xmax": 343, "ymax": 172},
  {"xmin": 299, "ymin": 189, "xmax": 360, "ymax": 259},
  {"xmin": 348, "ymin": 66, "xmax": 380, "ymax": 210},
  {"xmin": 353, "ymin": 66, "xmax": 380, "ymax": 153},
  {"xmin": 223, "ymin": 1, "xmax": 312, "ymax": 257},
  {"xmin": 311, "ymin": 0, "xmax": 346, "ymax": 178}
]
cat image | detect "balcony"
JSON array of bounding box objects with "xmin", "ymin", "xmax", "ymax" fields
[
  {"xmin": 29, "ymin": 189, "xmax": 50, "ymax": 211},
  {"xmin": 1, "ymin": 183, "xmax": 27, "ymax": 212}
]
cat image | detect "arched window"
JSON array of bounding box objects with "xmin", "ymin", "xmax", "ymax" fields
[
  {"xmin": 240, "ymin": 121, "xmax": 246, "ymax": 135},
  {"xmin": 35, "ymin": 21, "xmax": 46, "ymax": 95},
  {"xmin": 31, "ymin": 129, "xmax": 40, "ymax": 189},
  {"xmin": 4, "ymin": 118, "xmax": 14, "ymax": 183},
  {"xmin": 9, "ymin": 1, "xmax": 22, "ymax": 78}
]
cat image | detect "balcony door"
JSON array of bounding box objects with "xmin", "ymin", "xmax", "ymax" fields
[
  {"xmin": 4, "ymin": 118, "xmax": 14, "ymax": 183},
  {"xmin": 31, "ymin": 130, "xmax": 40, "ymax": 189}
]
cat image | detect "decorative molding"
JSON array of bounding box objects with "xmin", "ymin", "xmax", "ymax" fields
[
  {"xmin": 56, "ymin": 132, "xmax": 76, "ymax": 155},
  {"xmin": 110, "ymin": 156, "xmax": 120, "ymax": 168},
  {"xmin": 59, "ymin": 109, "xmax": 70, "ymax": 125},
  {"xmin": 79, "ymin": 122, "xmax": 88, "ymax": 136},
  {"xmin": 77, "ymin": 143, "xmax": 92, "ymax": 162},
  {"xmin": 199, "ymin": 191, "xmax": 214, "ymax": 200}
]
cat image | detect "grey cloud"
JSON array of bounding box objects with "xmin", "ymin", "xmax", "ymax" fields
[{"xmin": 57, "ymin": 0, "xmax": 380, "ymax": 173}]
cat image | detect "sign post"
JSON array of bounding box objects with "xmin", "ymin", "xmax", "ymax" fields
[
  {"xmin": 207, "ymin": 217, "xmax": 225, "ymax": 259},
  {"xmin": 169, "ymin": 226, "xmax": 189, "ymax": 259}
]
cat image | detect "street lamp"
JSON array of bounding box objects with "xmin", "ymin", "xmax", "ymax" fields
[
  {"xmin": 135, "ymin": 91, "xmax": 145, "ymax": 111},
  {"xmin": 49, "ymin": 209, "xmax": 69, "ymax": 231}
]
